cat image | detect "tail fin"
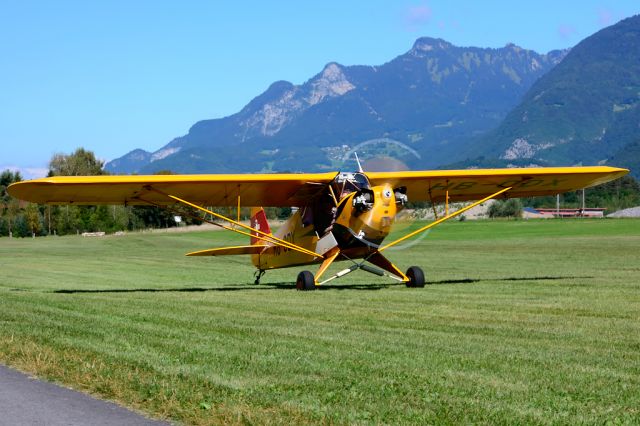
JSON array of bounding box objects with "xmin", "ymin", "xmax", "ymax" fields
[{"xmin": 250, "ymin": 207, "xmax": 271, "ymax": 245}]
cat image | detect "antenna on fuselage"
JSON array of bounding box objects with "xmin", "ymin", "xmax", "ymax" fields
[{"xmin": 354, "ymin": 152, "xmax": 364, "ymax": 173}]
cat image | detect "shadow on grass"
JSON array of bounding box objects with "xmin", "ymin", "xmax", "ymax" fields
[
  {"xmin": 51, "ymin": 275, "xmax": 593, "ymax": 294},
  {"xmin": 52, "ymin": 282, "xmax": 393, "ymax": 293},
  {"xmin": 433, "ymin": 276, "xmax": 594, "ymax": 285}
]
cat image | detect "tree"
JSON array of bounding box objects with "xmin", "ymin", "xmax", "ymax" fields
[
  {"xmin": 1, "ymin": 169, "xmax": 22, "ymax": 202},
  {"xmin": 48, "ymin": 148, "xmax": 105, "ymax": 176},
  {"xmin": 46, "ymin": 149, "xmax": 107, "ymax": 235},
  {"xmin": 4, "ymin": 198, "xmax": 20, "ymax": 237},
  {"xmin": 25, "ymin": 203, "xmax": 42, "ymax": 237},
  {"xmin": 1, "ymin": 169, "xmax": 23, "ymax": 237},
  {"xmin": 488, "ymin": 199, "xmax": 523, "ymax": 218}
]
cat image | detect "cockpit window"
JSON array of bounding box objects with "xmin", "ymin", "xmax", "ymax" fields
[
  {"xmin": 333, "ymin": 172, "xmax": 371, "ymax": 197},
  {"xmin": 352, "ymin": 172, "xmax": 370, "ymax": 189}
]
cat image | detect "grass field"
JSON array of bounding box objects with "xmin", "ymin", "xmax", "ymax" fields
[{"xmin": 0, "ymin": 219, "xmax": 639, "ymax": 424}]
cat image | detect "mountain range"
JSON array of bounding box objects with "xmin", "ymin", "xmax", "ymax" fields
[
  {"xmin": 106, "ymin": 15, "xmax": 640, "ymax": 178},
  {"xmin": 105, "ymin": 39, "xmax": 566, "ymax": 174}
]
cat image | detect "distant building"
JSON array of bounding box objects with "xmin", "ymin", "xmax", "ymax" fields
[
  {"xmin": 522, "ymin": 207, "xmax": 554, "ymax": 219},
  {"xmin": 524, "ymin": 207, "xmax": 606, "ymax": 218}
]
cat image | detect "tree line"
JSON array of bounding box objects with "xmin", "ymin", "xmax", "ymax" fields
[
  {"xmin": 463, "ymin": 176, "xmax": 640, "ymax": 219},
  {"xmin": 520, "ymin": 175, "xmax": 640, "ymax": 213}
]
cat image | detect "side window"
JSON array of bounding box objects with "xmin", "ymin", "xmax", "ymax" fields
[{"xmin": 353, "ymin": 173, "xmax": 371, "ymax": 189}]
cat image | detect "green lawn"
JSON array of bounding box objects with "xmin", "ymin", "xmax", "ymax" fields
[{"xmin": 0, "ymin": 219, "xmax": 639, "ymax": 424}]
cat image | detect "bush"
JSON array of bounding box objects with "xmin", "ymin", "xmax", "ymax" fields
[{"xmin": 488, "ymin": 199, "xmax": 523, "ymax": 218}]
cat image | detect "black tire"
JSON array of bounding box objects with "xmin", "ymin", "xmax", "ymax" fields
[
  {"xmin": 406, "ymin": 266, "xmax": 425, "ymax": 288},
  {"xmin": 296, "ymin": 270, "xmax": 316, "ymax": 291}
]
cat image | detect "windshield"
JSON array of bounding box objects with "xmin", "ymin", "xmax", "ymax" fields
[{"xmin": 332, "ymin": 172, "xmax": 371, "ymax": 197}]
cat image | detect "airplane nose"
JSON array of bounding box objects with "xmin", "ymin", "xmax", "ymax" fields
[
  {"xmin": 333, "ymin": 184, "xmax": 398, "ymax": 248},
  {"xmin": 357, "ymin": 184, "xmax": 397, "ymax": 240}
]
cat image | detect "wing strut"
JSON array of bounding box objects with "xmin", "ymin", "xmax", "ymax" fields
[
  {"xmin": 143, "ymin": 186, "xmax": 323, "ymax": 258},
  {"xmin": 136, "ymin": 196, "xmax": 298, "ymax": 252},
  {"xmin": 427, "ymin": 182, "xmax": 439, "ymax": 220},
  {"xmin": 378, "ymin": 186, "xmax": 512, "ymax": 252}
]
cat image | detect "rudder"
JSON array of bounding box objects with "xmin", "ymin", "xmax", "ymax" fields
[{"xmin": 250, "ymin": 207, "xmax": 271, "ymax": 245}]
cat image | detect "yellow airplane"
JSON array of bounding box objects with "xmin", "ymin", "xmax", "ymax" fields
[{"xmin": 8, "ymin": 165, "xmax": 628, "ymax": 290}]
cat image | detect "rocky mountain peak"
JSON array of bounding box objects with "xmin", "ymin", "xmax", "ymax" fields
[
  {"xmin": 104, "ymin": 149, "xmax": 151, "ymax": 174},
  {"xmin": 308, "ymin": 63, "xmax": 355, "ymax": 105},
  {"xmin": 505, "ymin": 43, "xmax": 523, "ymax": 53},
  {"xmin": 234, "ymin": 62, "xmax": 357, "ymax": 139},
  {"xmin": 411, "ymin": 37, "xmax": 452, "ymax": 53}
]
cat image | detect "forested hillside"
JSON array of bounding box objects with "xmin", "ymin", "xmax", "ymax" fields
[{"xmin": 462, "ymin": 15, "xmax": 640, "ymax": 176}]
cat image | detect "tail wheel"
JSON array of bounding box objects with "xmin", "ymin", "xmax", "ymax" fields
[
  {"xmin": 296, "ymin": 271, "xmax": 316, "ymax": 291},
  {"xmin": 406, "ymin": 266, "xmax": 425, "ymax": 288}
]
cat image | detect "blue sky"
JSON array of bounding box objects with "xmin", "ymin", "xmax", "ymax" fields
[{"xmin": 1, "ymin": 1, "xmax": 638, "ymax": 178}]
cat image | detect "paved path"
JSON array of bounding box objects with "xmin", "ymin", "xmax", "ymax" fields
[{"xmin": 0, "ymin": 364, "xmax": 170, "ymax": 426}]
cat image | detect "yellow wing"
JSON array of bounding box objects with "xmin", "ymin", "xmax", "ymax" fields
[
  {"xmin": 366, "ymin": 166, "xmax": 628, "ymax": 203},
  {"xmin": 7, "ymin": 172, "xmax": 338, "ymax": 207},
  {"xmin": 7, "ymin": 167, "xmax": 628, "ymax": 207}
]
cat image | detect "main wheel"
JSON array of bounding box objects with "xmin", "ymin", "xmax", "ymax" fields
[
  {"xmin": 296, "ymin": 270, "xmax": 316, "ymax": 291},
  {"xmin": 405, "ymin": 266, "xmax": 425, "ymax": 288}
]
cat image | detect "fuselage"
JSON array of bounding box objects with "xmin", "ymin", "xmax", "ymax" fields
[{"xmin": 252, "ymin": 172, "xmax": 406, "ymax": 270}]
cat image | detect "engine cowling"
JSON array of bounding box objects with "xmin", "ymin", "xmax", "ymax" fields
[{"xmin": 335, "ymin": 184, "xmax": 398, "ymax": 247}]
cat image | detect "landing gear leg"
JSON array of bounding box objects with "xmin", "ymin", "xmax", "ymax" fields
[{"xmin": 254, "ymin": 269, "xmax": 266, "ymax": 285}]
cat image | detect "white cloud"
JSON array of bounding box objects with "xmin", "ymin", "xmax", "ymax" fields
[
  {"xmin": 598, "ymin": 8, "xmax": 614, "ymax": 26},
  {"xmin": 404, "ymin": 4, "xmax": 432, "ymax": 32},
  {"xmin": 0, "ymin": 165, "xmax": 48, "ymax": 180},
  {"xmin": 558, "ymin": 24, "xmax": 576, "ymax": 40}
]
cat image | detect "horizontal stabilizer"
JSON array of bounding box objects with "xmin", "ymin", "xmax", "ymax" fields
[{"xmin": 186, "ymin": 245, "xmax": 268, "ymax": 257}]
